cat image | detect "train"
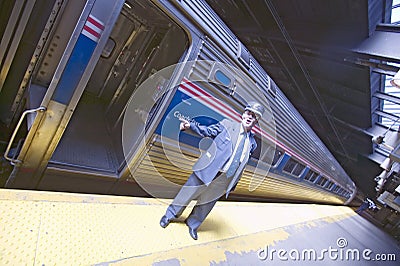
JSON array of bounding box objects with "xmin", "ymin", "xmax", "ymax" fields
[{"xmin": 0, "ymin": 0, "xmax": 357, "ymax": 205}]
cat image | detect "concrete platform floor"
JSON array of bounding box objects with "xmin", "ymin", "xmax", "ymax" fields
[{"xmin": 0, "ymin": 189, "xmax": 399, "ymax": 265}]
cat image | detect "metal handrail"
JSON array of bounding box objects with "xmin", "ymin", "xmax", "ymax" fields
[{"xmin": 3, "ymin": 106, "xmax": 46, "ymax": 165}]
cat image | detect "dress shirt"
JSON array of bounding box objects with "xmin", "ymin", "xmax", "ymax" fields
[{"xmin": 221, "ymin": 125, "xmax": 250, "ymax": 172}]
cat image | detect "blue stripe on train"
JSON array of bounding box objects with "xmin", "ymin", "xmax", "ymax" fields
[
  {"xmin": 52, "ymin": 34, "xmax": 97, "ymax": 104},
  {"xmin": 155, "ymin": 89, "xmax": 224, "ymax": 147}
]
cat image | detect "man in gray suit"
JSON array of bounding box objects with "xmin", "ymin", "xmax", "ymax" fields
[{"xmin": 160, "ymin": 102, "xmax": 265, "ymax": 240}]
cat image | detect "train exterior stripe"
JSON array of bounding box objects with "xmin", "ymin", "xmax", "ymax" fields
[
  {"xmin": 82, "ymin": 15, "xmax": 105, "ymax": 43},
  {"xmin": 52, "ymin": 14, "xmax": 104, "ymax": 105},
  {"xmin": 176, "ymin": 79, "xmax": 340, "ymax": 184}
]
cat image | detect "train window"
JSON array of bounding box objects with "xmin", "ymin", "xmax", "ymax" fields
[
  {"xmin": 316, "ymin": 176, "xmax": 327, "ymax": 186},
  {"xmin": 283, "ymin": 158, "xmax": 305, "ymax": 177},
  {"xmin": 214, "ymin": 70, "xmax": 231, "ymax": 87},
  {"xmin": 208, "ymin": 62, "xmax": 234, "ymax": 89},
  {"xmin": 326, "ymin": 181, "xmax": 334, "ymax": 190},
  {"xmin": 283, "ymin": 158, "xmax": 296, "ymax": 173},
  {"xmin": 304, "ymin": 170, "xmax": 313, "ymax": 180},
  {"xmin": 272, "ymin": 148, "xmax": 284, "ymax": 166},
  {"xmin": 292, "ymin": 162, "xmax": 305, "ymax": 176},
  {"xmin": 310, "ymin": 175, "xmax": 318, "ymax": 182},
  {"xmin": 304, "ymin": 170, "xmax": 318, "ymax": 183}
]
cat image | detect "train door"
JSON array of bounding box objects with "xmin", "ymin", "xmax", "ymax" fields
[{"xmin": 4, "ymin": 0, "xmax": 189, "ymax": 193}]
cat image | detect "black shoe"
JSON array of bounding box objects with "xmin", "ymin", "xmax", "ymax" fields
[
  {"xmin": 185, "ymin": 220, "xmax": 198, "ymax": 240},
  {"xmin": 188, "ymin": 227, "xmax": 198, "ymax": 240},
  {"xmin": 160, "ymin": 215, "xmax": 170, "ymax": 228}
]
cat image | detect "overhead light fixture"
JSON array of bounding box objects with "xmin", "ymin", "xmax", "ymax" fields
[
  {"xmin": 380, "ymin": 157, "xmax": 393, "ymax": 171},
  {"xmin": 372, "ymin": 135, "xmax": 384, "ymax": 145},
  {"xmin": 391, "ymin": 69, "xmax": 400, "ymax": 89},
  {"xmin": 372, "ymin": 135, "xmax": 394, "ymax": 150}
]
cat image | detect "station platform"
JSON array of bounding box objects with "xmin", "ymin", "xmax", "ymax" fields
[{"xmin": 0, "ymin": 189, "xmax": 399, "ymax": 265}]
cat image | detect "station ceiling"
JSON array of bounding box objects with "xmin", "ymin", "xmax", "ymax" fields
[{"xmin": 206, "ymin": 0, "xmax": 395, "ymax": 196}]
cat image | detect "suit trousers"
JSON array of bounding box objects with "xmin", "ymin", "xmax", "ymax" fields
[{"xmin": 165, "ymin": 172, "xmax": 230, "ymax": 230}]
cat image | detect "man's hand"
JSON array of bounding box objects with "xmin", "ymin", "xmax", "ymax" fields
[{"xmin": 179, "ymin": 118, "xmax": 190, "ymax": 131}]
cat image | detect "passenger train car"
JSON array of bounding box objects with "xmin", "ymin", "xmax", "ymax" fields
[{"xmin": 0, "ymin": 0, "xmax": 357, "ymax": 205}]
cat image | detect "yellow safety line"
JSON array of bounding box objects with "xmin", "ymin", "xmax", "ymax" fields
[{"xmin": 108, "ymin": 213, "xmax": 353, "ymax": 266}]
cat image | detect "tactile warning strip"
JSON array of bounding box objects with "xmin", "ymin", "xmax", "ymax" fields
[{"xmin": 0, "ymin": 189, "xmax": 355, "ymax": 265}]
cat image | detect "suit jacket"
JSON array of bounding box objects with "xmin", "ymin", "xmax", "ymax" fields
[{"xmin": 188, "ymin": 118, "xmax": 257, "ymax": 198}]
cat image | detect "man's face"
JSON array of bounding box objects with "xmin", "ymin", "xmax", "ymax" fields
[{"xmin": 241, "ymin": 110, "xmax": 257, "ymax": 132}]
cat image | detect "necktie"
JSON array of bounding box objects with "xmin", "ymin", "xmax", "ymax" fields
[{"xmin": 226, "ymin": 133, "xmax": 246, "ymax": 177}]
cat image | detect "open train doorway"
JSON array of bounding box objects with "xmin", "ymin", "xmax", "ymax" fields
[{"xmin": 47, "ymin": 2, "xmax": 188, "ymax": 182}]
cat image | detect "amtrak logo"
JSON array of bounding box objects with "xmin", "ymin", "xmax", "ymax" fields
[
  {"xmin": 173, "ymin": 110, "xmax": 191, "ymax": 122},
  {"xmin": 173, "ymin": 111, "xmax": 200, "ymax": 126}
]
